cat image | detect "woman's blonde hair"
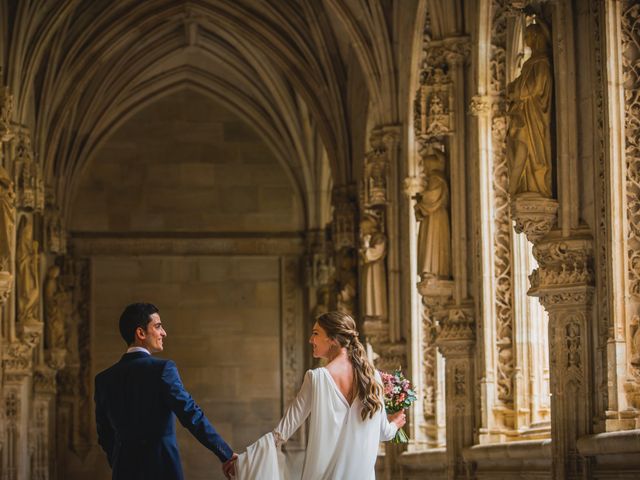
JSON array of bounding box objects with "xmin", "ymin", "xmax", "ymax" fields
[{"xmin": 316, "ymin": 311, "xmax": 383, "ymax": 421}]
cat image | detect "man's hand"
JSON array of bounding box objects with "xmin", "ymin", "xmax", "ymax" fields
[{"xmin": 222, "ymin": 453, "xmax": 238, "ymax": 479}]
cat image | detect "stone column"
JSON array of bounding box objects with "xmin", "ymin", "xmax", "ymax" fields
[
  {"xmin": 2, "ymin": 341, "xmax": 35, "ymax": 480},
  {"xmin": 418, "ymin": 280, "xmax": 452, "ymax": 448},
  {"xmin": 436, "ymin": 304, "xmax": 476, "ymax": 480},
  {"xmin": 31, "ymin": 367, "xmax": 57, "ymax": 480},
  {"xmin": 528, "ymin": 232, "xmax": 594, "ymax": 479}
]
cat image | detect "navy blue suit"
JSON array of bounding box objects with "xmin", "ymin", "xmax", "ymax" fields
[{"xmin": 95, "ymin": 351, "xmax": 232, "ymax": 479}]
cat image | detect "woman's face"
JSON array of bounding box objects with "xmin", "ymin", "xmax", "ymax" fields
[{"xmin": 309, "ymin": 322, "xmax": 336, "ymax": 359}]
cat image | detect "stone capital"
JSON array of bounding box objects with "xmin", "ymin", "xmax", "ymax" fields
[
  {"xmin": 511, "ymin": 193, "xmax": 559, "ymax": 243},
  {"xmin": 469, "ymin": 95, "xmax": 491, "ymax": 116},
  {"xmin": 436, "ymin": 304, "xmax": 475, "ymax": 358},
  {"xmin": 2, "ymin": 340, "xmax": 34, "ymax": 373}
]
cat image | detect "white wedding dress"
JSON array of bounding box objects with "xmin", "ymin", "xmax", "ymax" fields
[{"xmin": 235, "ymin": 368, "xmax": 398, "ymax": 480}]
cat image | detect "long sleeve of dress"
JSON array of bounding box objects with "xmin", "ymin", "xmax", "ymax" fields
[
  {"xmin": 379, "ymin": 408, "xmax": 399, "ymax": 441},
  {"xmin": 273, "ymin": 370, "xmax": 313, "ymax": 444}
]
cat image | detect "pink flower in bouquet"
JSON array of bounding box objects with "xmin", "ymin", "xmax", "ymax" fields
[{"xmin": 379, "ymin": 368, "xmax": 417, "ymax": 444}]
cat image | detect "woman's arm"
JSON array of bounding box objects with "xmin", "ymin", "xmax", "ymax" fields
[{"xmin": 273, "ymin": 370, "xmax": 313, "ymax": 444}]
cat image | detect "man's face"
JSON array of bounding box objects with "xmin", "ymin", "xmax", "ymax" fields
[{"xmin": 137, "ymin": 313, "xmax": 166, "ymax": 353}]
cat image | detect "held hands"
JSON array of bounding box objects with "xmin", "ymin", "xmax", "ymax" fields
[
  {"xmin": 222, "ymin": 453, "xmax": 238, "ymax": 479},
  {"xmin": 388, "ymin": 410, "xmax": 406, "ymax": 429}
]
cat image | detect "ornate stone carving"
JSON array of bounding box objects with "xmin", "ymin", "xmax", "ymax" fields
[
  {"xmin": 415, "ymin": 66, "xmax": 454, "ymax": 139},
  {"xmin": 491, "ymin": 0, "xmax": 515, "ymax": 409},
  {"xmin": 332, "ymin": 185, "xmax": 357, "ymax": 251},
  {"xmin": 14, "ymin": 130, "xmax": 45, "ymax": 212},
  {"xmin": 46, "ymin": 206, "xmax": 66, "ymax": 254},
  {"xmin": 510, "ymin": 192, "xmax": 559, "ymax": 243},
  {"xmin": 363, "ymin": 141, "xmax": 389, "ymax": 208},
  {"xmin": 506, "ymin": 19, "xmax": 553, "ymax": 197},
  {"xmin": 335, "ymin": 247, "xmax": 357, "ymax": 316},
  {"xmin": 34, "ymin": 366, "xmax": 57, "ymax": 395},
  {"xmin": 16, "ymin": 215, "xmax": 40, "ymax": 324},
  {"xmin": 414, "ymin": 141, "xmax": 451, "ymax": 280},
  {"xmin": 436, "ymin": 306, "xmax": 475, "ymax": 357},
  {"xmin": 360, "ymin": 211, "xmax": 388, "ymax": 319},
  {"xmin": 418, "ymin": 281, "xmax": 451, "ymax": 446},
  {"xmin": 403, "ymin": 175, "xmax": 426, "ymax": 197},
  {"xmin": 0, "ymin": 68, "xmax": 14, "ymax": 142},
  {"xmin": 44, "ymin": 264, "xmax": 68, "ymax": 351},
  {"xmin": 469, "ymin": 95, "xmax": 491, "ymax": 116},
  {"xmin": 622, "ymin": 0, "xmax": 640, "ymax": 410},
  {"xmin": 0, "ymin": 164, "xmax": 16, "ymax": 274},
  {"xmin": 2, "ymin": 341, "xmax": 34, "ymax": 372}
]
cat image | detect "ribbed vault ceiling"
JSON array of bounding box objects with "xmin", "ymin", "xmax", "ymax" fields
[{"xmin": 2, "ymin": 0, "xmax": 424, "ymax": 230}]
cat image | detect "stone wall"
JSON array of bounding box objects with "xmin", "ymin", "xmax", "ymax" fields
[
  {"xmin": 62, "ymin": 89, "xmax": 304, "ymax": 480},
  {"xmin": 85, "ymin": 255, "xmax": 282, "ymax": 480},
  {"xmin": 70, "ymin": 89, "xmax": 302, "ymax": 233}
]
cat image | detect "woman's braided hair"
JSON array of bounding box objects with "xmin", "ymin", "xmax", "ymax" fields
[{"xmin": 316, "ymin": 311, "xmax": 383, "ymax": 421}]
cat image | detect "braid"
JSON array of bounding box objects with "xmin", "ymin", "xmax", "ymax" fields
[
  {"xmin": 316, "ymin": 312, "xmax": 383, "ymax": 421},
  {"xmin": 347, "ymin": 337, "xmax": 383, "ymax": 420}
]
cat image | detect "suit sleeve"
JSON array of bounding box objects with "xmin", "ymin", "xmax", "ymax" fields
[
  {"xmin": 94, "ymin": 376, "xmax": 115, "ymax": 467},
  {"xmin": 160, "ymin": 360, "xmax": 233, "ymax": 463}
]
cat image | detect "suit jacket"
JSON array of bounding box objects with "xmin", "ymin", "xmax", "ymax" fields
[{"xmin": 95, "ymin": 351, "xmax": 232, "ymax": 480}]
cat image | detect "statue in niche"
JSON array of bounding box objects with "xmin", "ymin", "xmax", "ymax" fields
[
  {"xmin": 414, "ymin": 143, "xmax": 451, "ymax": 280},
  {"xmin": 506, "ymin": 20, "xmax": 553, "ymax": 197},
  {"xmin": 336, "ymin": 248, "xmax": 357, "ymax": 315},
  {"xmin": 360, "ymin": 212, "xmax": 388, "ymax": 318},
  {"xmin": 311, "ymin": 285, "xmax": 331, "ymax": 319},
  {"xmin": 16, "ymin": 216, "xmax": 40, "ymax": 323},
  {"xmin": 44, "ymin": 265, "xmax": 66, "ymax": 349},
  {"xmin": 0, "ymin": 165, "xmax": 15, "ymax": 271}
]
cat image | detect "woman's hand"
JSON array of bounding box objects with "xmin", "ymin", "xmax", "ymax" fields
[{"xmin": 388, "ymin": 410, "xmax": 406, "ymax": 429}]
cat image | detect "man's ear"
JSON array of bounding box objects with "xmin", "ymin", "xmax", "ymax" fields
[{"xmin": 135, "ymin": 326, "xmax": 146, "ymax": 341}]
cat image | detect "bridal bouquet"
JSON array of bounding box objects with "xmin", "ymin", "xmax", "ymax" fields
[{"xmin": 380, "ymin": 369, "xmax": 417, "ymax": 444}]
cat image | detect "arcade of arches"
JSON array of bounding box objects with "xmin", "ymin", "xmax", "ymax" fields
[{"xmin": 0, "ymin": 1, "xmax": 639, "ymax": 479}]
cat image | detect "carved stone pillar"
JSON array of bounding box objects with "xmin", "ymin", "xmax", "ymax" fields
[
  {"xmin": 0, "ymin": 68, "xmax": 15, "ymax": 144},
  {"xmin": 332, "ymin": 184, "xmax": 358, "ymax": 318},
  {"xmin": 0, "ymin": 164, "xmax": 15, "ymax": 305},
  {"xmin": 529, "ymin": 232, "xmax": 594, "ymax": 478},
  {"xmin": 12, "ymin": 129, "xmax": 44, "ymax": 213},
  {"xmin": 31, "ymin": 367, "xmax": 57, "ymax": 480},
  {"xmin": 436, "ymin": 304, "xmax": 476, "ymax": 480},
  {"xmin": 2, "ymin": 342, "xmax": 35, "ymax": 480},
  {"xmin": 418, "ymin": 279, "xmax": 452, "ymax": 448},
  {"xmin": 360, "ymin": 128, "xmax": 406, "ymax": 372}
]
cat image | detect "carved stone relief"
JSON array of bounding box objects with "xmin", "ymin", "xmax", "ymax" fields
[
  {"xmin": 362, "ymin": 143, "xmax": 389, "ymax": 208},
  {"xmin": 16, "ymin": 216, "xmax": 40, "ymax": 325},
  {"xmin": 0, "ymin": 68, "xmax": 14, "ymax": 143},
  {"xmin": 506, "ymin": 19, "xmax": 553, "ymax": 198},
  {"xmin": 622, "ymin": 0, "xmax": 640, "ymax": 409},
  {"xmin": 491, "ymin": 0, "xmax": 515, "ymax": 410},
  {"xmin": 360, "ymin": 210, "xmax": 388, "ymax": 319},
  {"xmin": 0, "ymin": 164, "xmax": 15, "ymax": 304},
  {"xmin": 414, "ymin": 140, "xmax": 451, "ymax": 281},
  {"xmin": 13, "ymin": 130, "xmax": 44, "ymax": 212}
]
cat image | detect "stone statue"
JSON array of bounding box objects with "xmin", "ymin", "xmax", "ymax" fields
[
  {"xmin": 360, "ymin": 213, "xmax": 388, "ymax": 318},
  {"xmin": 0, "ymin": 165, "xmax": 15, "ymax": 270},
  {"xmin": 311, "ymin": 285, "xmax": 331, "ymax": 319},
  {"xmin": 336, "ymin": 248, "xmax": 357, "ymax": 315},
  {"xmin": 17, "ymin": 216, "xmax": 40, "ymax": 323},
  {"xmin": 506, "ymin": 21, "xmax": 553, "ymax": 197},
  {"xmin": 44, "ymin": 265, "xmax": 66, "ymax": 349},
  {"xmin": 414, "ymin": 144, "xmax": 451, "ymax": 279}
]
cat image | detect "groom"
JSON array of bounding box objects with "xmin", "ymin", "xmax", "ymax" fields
[{"xmin": 94, "ymin": 303, "xmax": 237, "ymax": 479}]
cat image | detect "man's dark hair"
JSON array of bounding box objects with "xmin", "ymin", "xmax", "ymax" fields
[{"xmin": 119, "ymin": 303, "xmax": 159, "ymax": 345}]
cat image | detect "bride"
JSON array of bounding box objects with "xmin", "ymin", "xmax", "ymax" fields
[{"xmin": 230, "ymin": 311, "xmax": 406, "ymax": 479}]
